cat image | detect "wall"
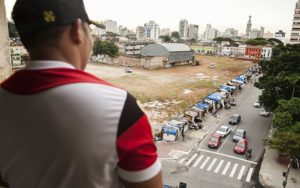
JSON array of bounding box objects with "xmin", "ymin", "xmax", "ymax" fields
[{"xmin": 0, "ymin": 0, "xmax": 11, "ymax": 81}]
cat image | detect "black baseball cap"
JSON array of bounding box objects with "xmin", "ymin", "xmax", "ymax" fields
[{"xmin": 12, "ymin": 0, "xmax": 105, "ymax": 34}]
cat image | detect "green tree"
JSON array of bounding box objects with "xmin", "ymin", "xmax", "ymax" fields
[
  {"xmin": 267, "ymin": 131, "xmax": 300, "ymax": 157},
  {"xmin": 256, "ymin": 44, "xmax": 300, "ymax": 111},
  {"xmin": 213, "ymin": 37, "xmax": 237, "ymax": 46},
  {"xmin": 93, "ymin": 40, "xmax": 119, "ymax": 57},
  {"xmin": 159, "ymin": 35, "xmax": 171, "ymax": 42},
  {"xmin": 106, "ymin": 32, "xmax": 118, "ymax": 37},
  {"xmin": 267, "ymin": 38, "xmax": 284, "ymax": 46},
  {"xmin": 8, "ymin": 21, "xmax": 19, "ymax": 38},
  {"xmin": 171, "ymin": 31, "xmax": 180, "ymax": 39},
  {"xmin": 245, "ymin": 38, "xmax": 268, "ymax": 46}
]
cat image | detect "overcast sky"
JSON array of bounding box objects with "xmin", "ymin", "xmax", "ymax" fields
[{"xmin": 4, "ymin": 0, "xmax": 298, "ymax": 37}]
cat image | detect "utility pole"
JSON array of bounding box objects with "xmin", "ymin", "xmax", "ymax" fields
[{"xmin": 282, "ymin": 158, "xmax": 292, "ymax": 188}]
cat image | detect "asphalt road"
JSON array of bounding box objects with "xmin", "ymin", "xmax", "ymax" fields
[{"xmin": 162, "ymin": 82, "xmax": 272, "ymax": 188}]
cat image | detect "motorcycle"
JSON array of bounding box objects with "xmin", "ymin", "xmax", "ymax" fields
[{"xmin": 246, "ymin": 148, "xmax": 252, "ymax": 160}]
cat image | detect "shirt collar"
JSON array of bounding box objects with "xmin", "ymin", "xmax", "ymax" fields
[{"xmin": 24, "ymin": 60, "xmax": 75, "ymax": 70}]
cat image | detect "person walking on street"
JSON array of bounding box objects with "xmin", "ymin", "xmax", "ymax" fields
[{"xmin": 0, "ymin": 0, "xmax": 162, "ymax": 188}]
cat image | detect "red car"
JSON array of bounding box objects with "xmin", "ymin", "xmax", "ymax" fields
[
  {"xmin": 234, "ymin": 139, "xmax": 248, "ymax": 154},
  {"xmin": 208, "ymin": 134, "xmax": 222, "ymax": 149}
]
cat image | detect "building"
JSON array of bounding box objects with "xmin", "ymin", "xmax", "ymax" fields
[
  {"xmin": 9, "ymin": 40, "xmax": 28, "ymax": 67},
  {"xmin": 136, "ymin": 26, "xmax": 145, "ymax": 40},
  {"xmin": 221, "ymin": 47, "xmax": 240, "ymax": 56},
  {"xmin": 249, "ymin": 29, "xmax": 260, "ymax": 39},
  {"xmin": 224, "ymin": 28, "xmax": 238, "ymax": 38},
  {"xmin": 275, "ymin": 30, "xmax": 287, "ymax": 45},
  {"xmin": 144, "ymin": 21, "xmax": 160, "ymax": 39},
  {"xmin": 124, "ymin": 41, "xmax": 154, "ymax": 55},
  {"xmin": 204, "ymin": 24, "xmax": 220, "ymax": 40},
  {"xmin": 245, "ymin": 46, "xmax": 262, "ymax": 59},
  {"xmin": 190, "ymin": 46, "xmax": 218, "ymax": 54},
  {"xmin": 104, "ymin": 20, "xmax": 118, "ymax": 34},
  {"xmin": 141, "ymin": 43, "xmax": 194, "ymax": 67},
  {"xmin": 258, "ymin": 27, "xmax": 265, "ymax": 38},
  {"xmin": 290, "ymin": 0, "xmax": 300, "ymax": 44},
  {"xmin": 246, "ymin": 16, "xmax": 252, "ymax": 38},
  {"xmin": 188, "ymin": 24, "xmax": 199, "ymax": 40},
  {"xmin": 179, "ymin": 19, "xmax": 188, "ymax": 39},
  {"xmin": 263, "ymin": 31, "xmax": 274, "ymax": 39},
  {"xmin": 261, "ymin": 47, "xmax": 272, "ymax": 60},
  {"xmin": 92, "ymin": 27, "xmax": 106, "ymax": 37},
  {"xmin": 160, "ymin": 28, "xmax": 171, "ymax": 36}
]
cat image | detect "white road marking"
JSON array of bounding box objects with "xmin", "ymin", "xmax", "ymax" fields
[
  {"xmin": 197, "ymin": 148, "xmax": 257, "ymax": 164},
  {"xmin": 222, "ymin": 161, "xmax": 231, "ymax": 175},
  {"xmin": 193, "ymin": 155, "xmax": 204, "ymax": 167},
  {"xmin": 179, "ymin": 158, "xmax": 186, "ymax": 164},
  {"xmin": 229, "ymin": 163, "xmax": 239, "ymax": 178},
  {"xmin": 207, "ymin": 158, "xmax": 217, "ymax": 171},
  {"xmin": 186, "ymin": 154, "xmax": 198, "ymax": 165},
  {"xmin": 200, "ymin": 156, "xmax": 211, "ymax": 169},
  {"xmin": 237, "ymin": 165, "xmax": 246, "ymax": 180},
  {"xmin": 214, "ymin": 159, "xmax": 224, "ymax": 173},
  {"xmin": 246, "ymin": 167, "xmax": 254, "ymax": 182}
]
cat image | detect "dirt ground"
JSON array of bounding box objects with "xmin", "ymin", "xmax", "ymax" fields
[{"xmin": 86, "ymin": 55, "xmax": 253, "ymax": 133}]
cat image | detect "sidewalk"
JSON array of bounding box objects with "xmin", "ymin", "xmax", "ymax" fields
[
  {"xmin": 156, "ymin": 113, "xmax": 220, "ymax": 159},
  {"xmin": 259, "ymin": 149, "xmax": 300, "ymax": 188}
]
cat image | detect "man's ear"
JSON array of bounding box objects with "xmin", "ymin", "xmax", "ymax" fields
[{"xmin": 70, "ymin": 19, "xmax": 85, "ymax": 44}]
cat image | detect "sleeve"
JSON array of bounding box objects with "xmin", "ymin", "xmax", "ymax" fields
[{"xmin": 116, "ymin": 93, "xmax": 161, "ymax": 182}]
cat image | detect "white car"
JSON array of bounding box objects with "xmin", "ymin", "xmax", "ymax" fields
[
  {"xmin": 216, "ymin": 125, "xmax": 232, "ymax": 138},
  {"xmin": 253, "ymin": 101, "xmax": 261, "ymax": 108},
  {"xmin": 260, "ymin": 109, "xmax": 270, "ymax": 117}
]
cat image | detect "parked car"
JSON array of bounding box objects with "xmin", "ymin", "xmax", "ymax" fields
[
  {"xmin": 125, "ymin": 67, "xmax": 133, "ymax": 73},
  {"xmin": 234, "ymin": 139, "xmax": 248, "ymax": 154},
  {"xmin": 232, "ymin": 129, "xmax": 246, "ymax": 142},
  {"xmin": 216, "ymin": 125, "xmax": 232, "ymax": 138},
  {"xmin": 208, "ymin": 134, "xmax": 222, "ymax": 149},
  {"xmin": 253, "ymin": 101, "xmax": 261, "ymax": 108},
  {"xmin": 228, "ymin": 114, "xmax": 241, "ymax": 125},
  {"xmin": 259, "ymin": 109, "xmax": 270, "ymax": 117}
]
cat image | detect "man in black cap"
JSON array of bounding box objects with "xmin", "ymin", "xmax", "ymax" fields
[{"xmin": 0, "ymin": 0, "xmax": 162, "ymax": 187}]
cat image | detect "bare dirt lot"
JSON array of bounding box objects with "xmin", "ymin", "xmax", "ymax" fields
[{"xmin": 86, "ymin": 55, "xmax": 253, "ymax": 133}]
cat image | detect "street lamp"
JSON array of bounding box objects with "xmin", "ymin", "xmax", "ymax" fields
[{"xmin": 282, "ymin": 158, "xmax": 292, "ymax": 188}]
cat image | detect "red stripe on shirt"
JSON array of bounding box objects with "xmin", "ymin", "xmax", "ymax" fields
[
  {"xmin": 117, "ymin": 115, "xmax": 157, "ymax": 171},
  {"xmin": 1, "ymin": 68, "xmax": 115, "ymax": 95}
]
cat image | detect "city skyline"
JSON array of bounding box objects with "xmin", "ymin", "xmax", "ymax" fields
[{"xmin": 4, "ymin": 0, "xmax": 297, "ymax": 37}]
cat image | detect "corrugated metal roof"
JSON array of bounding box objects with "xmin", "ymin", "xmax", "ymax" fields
[{"xmin": 159, "ymin": 43, "xmax": 191, "ymax": 52}]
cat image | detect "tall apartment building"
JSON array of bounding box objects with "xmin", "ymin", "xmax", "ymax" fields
[
  {"xmin": 160, "ymin": 28, "xmax": 171, "ymax": 36},
  {"xmin": 104, "ymin": 20, "xmax": 118, "ymax": 34},
  {"xmin": 204, "ymin": 24, "xmax": 220, "ymax": 40},
  {"xmin": 179, "ymin": 19, "xmax": 188, "ymax": 39},
  {"xmin": 136, "ymin": 26, "xmax": 145, "ymax": 40},
  {"xmin": 290, "ymin": 0, "xmax": 300, "ymax": 44},
  {"xmin": 144, "ymin": 21, "xmax": 160, "ymax": 39},
  {"xmin": 246, "ymin": 16, "xmax": 252, "ymax": 38},
  {"xmin": 188, "ymin": 24, "xmax": 199, "ymax": 40}
]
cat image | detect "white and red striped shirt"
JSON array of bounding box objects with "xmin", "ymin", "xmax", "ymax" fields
[{"xmin": 0, "ymin": 61, "xmax": 161, "ymax": 188}]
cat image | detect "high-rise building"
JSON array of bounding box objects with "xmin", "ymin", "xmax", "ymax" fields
[
  {"xmin": 275, "ymin": 30, "xmax": 287, "ymax": 45},
  {"xmin": 160, "ymin": 28, "xmax": 171, "ymax": 36},
  {"xmin": 290, "ymin": 0, "xmax": 300, "ymax": 44},
  {"xmin": 224, "ymin": 28, "xmax": 239, "ymax": 38},
  {"xmin": 249, "ymin": 29, "xmax": 260, "ymax": 39},
  {"xmin": 188, "ymin": 24, "xmax": 199, "ymax": 40},
  {"xmin": 246, "ymin": 16, "xmax": 252, "ymax": 38},
  {"xmin": 259, "ymin": 27, "xmax": 265, "ymax": 38},
  {"xmin": 179, "ymin": 19, "xmax": 188, "ymax": 39},
  {"xmin": 104, "ymin": 20, "xmax": 118, "ymax": 34},
  {"xmin": 144, "ymin": 21, "xmax": 160, "ymax": 39},
  {"xmin": 136, "ymin": 26, "xmax": 145, "ymax": 40},
  {"xmin": 203, "ymin": 24, "xmax": 220, "ymax": 40}
]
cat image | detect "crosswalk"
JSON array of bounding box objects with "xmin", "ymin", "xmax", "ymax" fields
[{"xmin": 176, "ymin": 152, "xmax": 255, "ymax": 183}]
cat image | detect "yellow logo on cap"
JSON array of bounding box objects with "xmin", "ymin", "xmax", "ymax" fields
[{"xmin": 43, "ymin": 11, "xmax": 55, "ymax": 23}]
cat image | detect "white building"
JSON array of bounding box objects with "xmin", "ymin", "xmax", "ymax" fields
[
  {"xmin": 179, "ymin": 19, "xmax": 188, "ymax": 39},
  {"xmin": 104, "ymin": 20, "xmax": 118, "ymax": 34},
  {"xmin": 263, "ymin": 31, "xmax": 274, "ymax": 39},
  {"xmin": 10, "ymin": 40, "xmax": 27, "ymax": 66},
  {"xmin": 160, "ymin": 28, "xmax": 171, "ymax": 36},
  {"xmin": 290, "ymin": 0, "xmax": 300, "ymax": 44},
  {"xmin": 221, "ymin": 47, "xmax": 240, "ymax": 56},
  {"xmin": 188, "ymin": 24, "xmax": 199, "ymax": 40},
  {"xmin": 249, "ymin": 29, "xmax": 260, "ymax": 39},
  {"xmin": 92, "ymin": 27, "xmax": 106, "ymax": 37},
  {"xmin": 124, "ymin": 42, "xmax": 155, "ymax": 55},
  {"xmin": 224, "ymin": 28, "xmax": 238, "ymax": 38},
  {"xmin": 261, "ymin": 47, "xmax": 272, "ymax": 60},
  {"xmin": 136, "ymin": 26, "xmax": 145, "ymax": 40},
  {"xmin": 275, "ymin": 30, "xmax": 287, "ymax": 45},
  {"xmin": 144, "ymin": 21, "xmax": 160, "ymax": 39},
  {"xmin": 204, "ymin": 24, "xmax": 220, "ymax": 41},
  {"xmin": 238, "ymin": 45, "xmax": 247, "ymax": 56}
]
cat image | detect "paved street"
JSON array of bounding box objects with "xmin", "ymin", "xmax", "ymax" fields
[{"xmin": 162, "ymin": 80, "xmax": 273, "ymax": 187}]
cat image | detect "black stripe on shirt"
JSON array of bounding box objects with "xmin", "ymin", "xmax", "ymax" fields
[{"xmin": 117, "ymin": 92, "xmax": 144, "ymax": 137}]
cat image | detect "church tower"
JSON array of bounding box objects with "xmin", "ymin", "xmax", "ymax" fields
[{"xmin": 246, "ymin": 16, "xmax": 252, "ymax": 39}]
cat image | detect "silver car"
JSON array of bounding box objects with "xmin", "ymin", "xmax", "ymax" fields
[{"xmin": 216, "ymin": 125, "xmax": 232, "ymax": 138}]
